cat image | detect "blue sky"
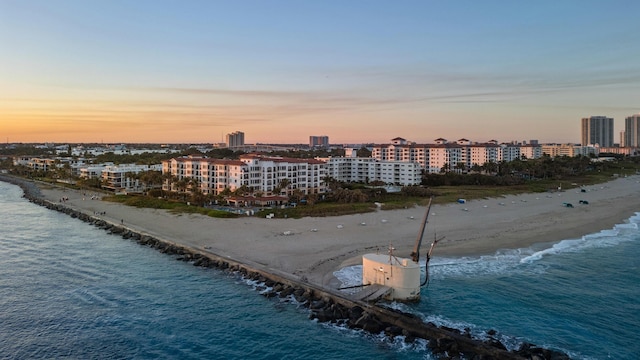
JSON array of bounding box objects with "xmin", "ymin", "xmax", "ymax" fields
[{"xmin": 1, "ymin": 0, "xmax": 639, "ymax": 144}]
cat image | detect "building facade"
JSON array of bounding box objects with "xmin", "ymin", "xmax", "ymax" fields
[
  {"xmin": 581, "ymin": 116, "xmax": 614, "ymax": 147},
  {"xmin": 597, "ymin": 147, "xmax": 639, "ymax": 156},
  {"xmin": 372, "ymin": 139, "xmax": 532, "ymax": 174},
  {"xmin": 541, "ymin": 144, "xmax": 598, "ymax": 158},
  {"xmin": 320, "ymin": 156, "xmax": 422, "ymax": 186},
  {"xmin": 519, "ymin": 144, "xmax": 543, "ymax": 160},
  {"xmin": 226, "ymin": 131, "xmax": 245, "ymax": 148},
  {"xmin": 624, "ymin": 114, "xmax": 640, "ymax": 148},
  {"xmin": 371, "ymin": 137, "xmax": 613, "ymax": 173},
  {"xmin": 101, "ymin": 164, "xmax": 162, "ymax": 193},
  {"xmin": 13, "ymin": 156, "xmax": 89, "ymax": 177},
  {"xmin": 79, "ymin": 164, "xmax": 110, "ymax": 179},
  {"xmin": 309, "ymin": 135, "xmax": 329, "ymax": 148},
  {"xmin": 162, "ymin": 154, "xmax": 327, "ymax": 197}
]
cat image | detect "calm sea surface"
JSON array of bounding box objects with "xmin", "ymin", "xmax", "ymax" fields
[{"xmin": 2, "ymin": 181, "xmax": 639, "ymax": 359}]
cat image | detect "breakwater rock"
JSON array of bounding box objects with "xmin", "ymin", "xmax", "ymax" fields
[{"xmin": 2, "ymin": 175, "xmax": 570, "ymax": 359}]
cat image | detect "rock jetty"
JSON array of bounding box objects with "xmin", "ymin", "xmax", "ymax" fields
[{"xmin": 1, "ymin": 175, "xmax": 571, "ymax": 360}]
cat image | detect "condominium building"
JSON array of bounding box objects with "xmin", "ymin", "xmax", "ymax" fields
[
  {"xmin": 597, "ymin": 147, "xmax": 638, "ymax": 156},
  {"xmin": 370, "ymin": 137, "xmax": 617, "ymax": 172},
  {"xmin": 25, "ymin": 158, "xmax": 57, "ymax": 172},
  {"xmin": 372, "ymin": 138, "xmax": 510, "ymax": 174},
  {"xmin": 320, "ymin": 156, "xmax": 422, "ymax": 186},
  {"xmin": 309, "ymin": 135, "xmax": 329, "ymax": 148},
  {"xmin": 519, "ymin": 144, "xmax": 544, "ymax": 160},
  {"xmin": 101, "ymin": 164, "xmax": 162, "ymax": 193},
  {"xmin": 79, "ymin": 165, "xmax": 110, "ymax": 179},
  {"xmin": 162, "ymin": 154, "xmax": 327, "ymax": 196},
  {"xmin": 226, "ymin": 131, "xmax": 245, "ymax": 148},
  {"xmin": 470, "ymin": 140, "xmax": 502, "ymax": 164},
  {"xmin": 12, "ymin": 156, "xmax": 35, "ymax": 167},
  {"xmin": 581, "ymin": 116, "xmax": 614, "ymax": 147},
  {"xmin": 541, "ymin": 144, "xmax": 598, "ymax": 158},
  {"xmin": 624, "ymin": 114, "xmax": 640, "ymax": 148},
  {"xmin": 13, "ymin": 156, "xmax": 89, "ymax": 176}
]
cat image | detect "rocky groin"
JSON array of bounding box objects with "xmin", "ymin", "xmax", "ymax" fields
[{"xmin": 2, "ymin": 175, "xmax": 570, "ymax": 360}]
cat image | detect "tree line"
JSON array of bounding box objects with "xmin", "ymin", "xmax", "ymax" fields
[{"xmin": 2, "ymin": 145, "xmax": 639, "ymax": 209}]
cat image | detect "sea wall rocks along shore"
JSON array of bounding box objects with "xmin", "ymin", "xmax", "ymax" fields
[{"xmin": 1, "ymin": 175, "xmax": 570, "ymax": 360}]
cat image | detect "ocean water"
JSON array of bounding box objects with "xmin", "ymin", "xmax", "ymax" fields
[
  {"xmin": 336, "ymin": 210, "xmax": 640, "ymax": 359},
  {"xmin": 1, "ymin": 181, "xmax": 639, "ymax": 359},
  {"xmin": 0, "ymin": 182, "xmax": 432, "ymax": 360}
]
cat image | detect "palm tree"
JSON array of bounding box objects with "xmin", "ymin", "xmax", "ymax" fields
[
  {"xmin": 216, "ymin": 187, "xmax": 232, "ymax": 205},
  {"xmin": 288, "ymin": 189, "xmax": 305, "ymax": 204},
  {"xmin": 139, "ymin": 170, "xmax": 163, "ymax": 192},
  {"xmin": 186, "ymin": 177, "xmax": 200, "ymax": 193},
  {"xmin": 483, "ymin": 161, "xmax": 498, "ymax": 175},
  {"xmin": 165, "ymin": 174, "xmax": 181, "ymax": 194},
  {"xmin": 454, "ymin": 162, "xmax": 466, "ymax": 174},
  {"xmin": 175, "ymin": 178, "xmax": 189, "ymax": 200},
  {"xmin": 234, "ymin": 185, "xmax": 250, "ymax": 197},
  {"xmin": 188, "ymin": 179, "xmax": 206, "ymax": 206},
  {"xmin": 124, "ymin": 171, "xmax": 140, "ymax": 192},
  {"xmin": 276, "ymin": 178, "xmax": 290, "ymax": 196},
  {"xmin": 306, "ymin": 193, "xmax": 319, "ymax": 206},
  {"xmin": 322, "ymin": 175, "xmax": 341, "ymax": 191}
]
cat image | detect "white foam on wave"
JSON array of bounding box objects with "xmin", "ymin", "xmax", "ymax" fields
[
  {"xmin": 316, "ymin": 320, "xmax": 433, "ymax": 357},
  {"xmin": 333, "ymin": 265, "xmax": 363, "ymax": 293},
  {"xmin": 429, "ymin": 249, "xmax": 539, "ymax": 279},
  {"xmin": 521, "ymin": 212, "xmax": 640, "ymax": 264},
  {"xmin": 385, "ymin": 302, "xmax": 525, "ymax": 352},
  {"xmin": 334, "ymin": 212, "xmax": 640, "ymax": 284},
  {"xmin": 334, "ymin": 249, "xmax": 537, "ymax": 287},
  {"xmin": 334, "ymin": 250, "xmax": 535, "ymax": 290}
]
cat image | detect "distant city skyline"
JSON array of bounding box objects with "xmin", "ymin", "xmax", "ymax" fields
[{"xmin": 1, "ymin": 1, "xmax": 639, "ymax": 144}]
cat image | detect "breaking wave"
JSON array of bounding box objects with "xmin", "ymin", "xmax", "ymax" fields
[{"xmin": 335, "ymin": 212, "xmax": 640, "ymax": 285}]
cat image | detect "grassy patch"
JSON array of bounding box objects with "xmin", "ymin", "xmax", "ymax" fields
[
  {"xmin": 102, "ymin": 195, "xmax": 238, "ymax": 218},
  {"xmin": 256, "ymin": 202, "xmax": 377, "ymax": 219},
  {"xmin": 207, "ymin": 209, "xmax": 240, "ymax": 218}
]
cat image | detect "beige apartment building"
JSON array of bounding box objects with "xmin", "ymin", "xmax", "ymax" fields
[
  {"xmin": 100, "ymin": 164, "xmax": 162, "ymax": 193},
  {"xmin": 540, "ymin": 144, "xmax": 598, "ymax": 158},
  {"xmin": 372, "ymin": 138, "xmax": 505, "ymax": 174},
  {"xmin": 372, "ymin": 138, "xmax": 602, "ymax": 174},
  {"xmin": 320, "ymin": 156, "xmax": 422, "ymax": 186},
  {"xmin": 162, "ymin": 154, "xmax": 327, "ymax": 196}
]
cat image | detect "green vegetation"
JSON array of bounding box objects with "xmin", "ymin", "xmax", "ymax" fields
[
  {"xmin": 103, "ymin": 194, "xmax": 238, "ymax": 218},
  {"xmin": 94, "ymin": 152, "xmax": 176, "ymax": 165},
  {"xmin": 0, "ymin": 145, "xmax": 55, "ymax": 156},
  {"xmin": 93, "ymin": 147, "xmax": 243, "ymax": 165},
  {"xmin": 256, "ymin": 202, "xmax": 377, "ymax": 219}
]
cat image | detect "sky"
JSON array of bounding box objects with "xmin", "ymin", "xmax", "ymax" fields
[{"xmin": 1, "ymin": 0, "xmax": 639, "ymax": 145}]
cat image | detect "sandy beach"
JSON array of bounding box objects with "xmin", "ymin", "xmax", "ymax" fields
[{"xmin": 35, "ymin": 175, "xmax": 640, "ymax": 288}]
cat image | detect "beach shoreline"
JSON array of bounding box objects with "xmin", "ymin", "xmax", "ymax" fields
[{"xmin": 7, "ymin": 174, "xmax": 640, "ymax": 289}]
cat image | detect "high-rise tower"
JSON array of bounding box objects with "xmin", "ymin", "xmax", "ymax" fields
[
  {"xmin": 624, "ymin": 114, "xmax": 640, "ymax": 148},
  {"xmin": 309, "ymin": 135, "xmax": 329, "ymax": 148},
  {"xmin": 226, "ymin": 131, "xmax": 245, "ymax": 148},
  {"xmin": 581, "ymin": 116, "xmax": 614, "ymax": 147}
]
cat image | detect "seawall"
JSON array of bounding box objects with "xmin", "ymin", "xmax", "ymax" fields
[{"xmin": 1, "ymin": 175, "xmax": 569, "ymax": 360}]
